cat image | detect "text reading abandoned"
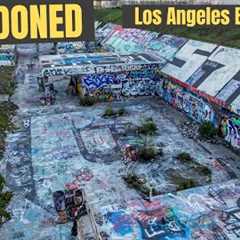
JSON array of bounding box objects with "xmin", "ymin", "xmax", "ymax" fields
[{"xmin": 0, "ymin": 0, "xmax": 94, "ymax": 43}]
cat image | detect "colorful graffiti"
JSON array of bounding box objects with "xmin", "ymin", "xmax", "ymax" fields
[
  {"xmin": 57, "ymin": 42, "xmax": 84, "ymax": 54},
  {"xmin": 96, "ymin": 179, "xmax": 240, "ymax": 239},
  {"xmin": 122, "ymin": 79, "xmax": 159, "ymax": 97},
  {"xmin": 99, "ymin": 201, "xmax": 190, "ymax": 240},
  {"xmin": 42, "ymin": 61, "xmax": 161, "ymax": 77},
  {"xmin": 103, "ymin": 27, "xmax": 159, "ymax": 54},
  {"xmin": 157, "ymin": 77, "xmax": 217, "ymax": 125},
  {"xmin": 147, "ymin": 34, "xmax": 187, "ymax": 61},
  {"xmin": 221, "ymin": 116, "xmax": 240, "ymax": 148},
  {"xmin": 133, "ymin": 203, "xmax": 190, "ymax": 240},
  {"xmin": 121, "ymin": 69, "xmax": 159, "ymax": 97},
  {"xmin": 98, "ymin": 23, "xmax": 122, "ymax": 45},
  {"xmin": 97, "ymin": 23, "xmax": 240, "ymax": 118},
  {"xmin": 82, "ymin": 73, "xmax": 125, "ymax": 93},
  {"xmin": 79, "ymin": 68, "xmax": 161, "ymax": 97},
  {"xmin": 0, "ymin": 53, "xmax": 15, "ymax": 65}
]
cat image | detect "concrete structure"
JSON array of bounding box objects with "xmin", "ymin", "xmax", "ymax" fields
[
  {"xmin": 39, "ymin": 52, "xmax": 163, "ymax": 78},
  {"xmin": 1, "ymin": 13, "xmax": 240, "ymax": 240},
  {"xmin": 39, "ymin": 23, "xmax": 240, "ymax": 150},
  {"xmin": 95, "ymin": 23, "xmax": 240, "ymax": 149}
]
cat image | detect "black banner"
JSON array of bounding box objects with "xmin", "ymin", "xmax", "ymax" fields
[
  {"xmin": 0, "ymin": 0, "xmax": 94, "ymax": 44},
  {"xmin": 123, "ymin": 5, "xmax": 240, "ymax": 30}
]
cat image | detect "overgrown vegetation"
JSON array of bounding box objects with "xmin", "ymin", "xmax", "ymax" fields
[
  {"xmin": 177, "ymin": 152, "xmax": 193, "ymax": 163},
  {"xmin": 0, "ymin": 103, "xmax": 18, "ymax": 159},
  {"xmin": 138, "ymin": 146, "xmax": 162, "ymax": 162},
  {"xmin": 95, "ymin": 8, "xmax": 240, "ymax": 49},
  {"xmin": 199, "ymin": 121, "xmax": 217, "ymax": 139},
  {"xmin": 0, "ymin": 67, "xmax": 15, "ymax": 96},
  {"xmin": 0, "ymin": 68, "xmax": 16, "ymax": 226},
  {"xmin": 102, "ymin": 106, "xmax": 126, "ymax": 118},
  {"xmin": 0, "ymin": 174, "xmax": 12, "ymax": 225},
  {"xmin": 79, "ymin": 92, "xmax": 116, "ymax": 106},
  {"xmin": 173, "ymin": 174, "xmax": 197, "ymax": 191},
  {"xmin": 95, "ymin": 8, "xmax": 122, "ymax": 25},
  {"xmin": 137, "ymin": 118, "xmax": 158, "ymax": 135},
  {"xmin": 167, "ymin": 168, "xmax": 197, "ymax": 191},
  {"xmin": 123, "ymin": 174, "xmax": 159, "ymax": 196},
  {"xmin": 176, "ymin": 152, "xmax": 212, "ymax": 184},
  {"xmin": 79, "ymin": 95, "xmax": 98, "ymax": 106}
]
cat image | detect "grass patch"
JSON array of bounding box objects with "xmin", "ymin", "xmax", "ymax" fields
[
  {"xmin": 79, "ymin": 95, "xmax": 98, "ymax": 106},
  {"xmin": 95, "ymin": 8, "xmax": 122, "ymax": 25},
  {"xmin": 176, "ymin": 152, "xmax": 212, "ymax": 183},
  {"xmin": 0, "ymin": 66, "xmax": 17, "ymax": 160},
  {"xmin": 177, "ymin": 152, "xmax": 193, "ymax": 163},
  {"xmin": 168, "ymin": 170, "xmax": 197, "ymax": 191},
  {"xmin": 199, "ymin": 121, "xmax": 217, "ymax": 139},
  {"xmin": 102, "ymin": 106, "xmax": 126, "ymax": 118},
  {"xmin": 138, "ymin": 146, "xmax": 162, "ymax": 162},
  {"xmin": 95, "ymin": 8, "xmax": 240, "ymax": 49},
  {"xmin": 80, "ymin": 93, "xmax": 116, "ymax": 107},
  {"xmin": 0, "ymin": 67, "xmax": 15, "ymax": 96},
  {"xmin": 0, "ymin": 68, "xmax": 16, "ymax": 226},
  {"xmin": 123, "ymin": 174, "xmax": 159, "ymax": 196},
  {"xmin": 0, "ymin": 175, "xmax": 12, "ymax": 225},
  {"xmin": 137, "ymin": 118, "xmax": 158, "ymax": 135},
  {"xmin": 175, "ymin": 176, "xmax": 197, "ymax": 191},
  {"xmin": 0, "ymin": 102, "xmax": 18, "ymax": 160}
]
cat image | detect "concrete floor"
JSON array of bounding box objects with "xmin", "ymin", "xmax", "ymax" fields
[{"xmin": 0, "ymin": 44, "xmax": 240, "ymax": 240}]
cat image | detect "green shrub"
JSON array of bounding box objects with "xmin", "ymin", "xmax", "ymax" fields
[
  {"xmin": 0, "ymin": 175, "xmax": 12, "ymax": 225},
  {"xmin": 168, "ymin": 169, "xmax": 198, "ymax": 191},
  {"xmin": 103, "ymin": 107, "xmax": 114, "ymax": 117},
  {"xmin": 177, "ymin": 152, "xmax": 211, "ymax": 181},
  {"xmin": 177, "ymin": 152, "xmax": 193, "ymax": 163},
  {"xmin": 199, "ymin": 121, "xmax": 217, "ymax": 139},
  {"xmin": 79, "ymin": 96, "xmax": 97, "ymax": 106},
  {"xmin": 0, "ymin": 103, "xmax": 17, "ymax": 160},
  {"xmin": 123, "ymin": 174, "xmax": 159, "ymax": 196},
  {"xmin": 177, "ymin": 178, "xmax": 197, "ymax": 191},
  {"xmin": 0, "ymin": 66, "xmax": 16, "ymax": 96},
  {"xmin": 138, "ymin": 146, "xmax": 159, "ymax": 162},
  {"xmin": 198, "ymin": 166, "xmax": 212, "ymax": 177},
  {"xmin": 138, "ymin": 119, "xmax": 158, "ymax": 135},
  {"xmin": 103, "ymin": 107, "xmax": 126, "ymax": 118},
  {"xmin": 118, "ymin": 108, "xmax": 125, "ymax": 116}
]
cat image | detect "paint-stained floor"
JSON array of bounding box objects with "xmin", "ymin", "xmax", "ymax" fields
[
  {"xmin": 1, "ymin": 46, "xmax": 240, "ymax": 240},
  {"xmin": 2, "ymin": 99, "xmax": 240, "ymax": 239}
]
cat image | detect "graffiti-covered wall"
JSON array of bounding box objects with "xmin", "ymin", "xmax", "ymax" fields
[
  {"xmin": 122, "ymin": 69, "xmax": 160, "ymax": 97},
  {"xmin": 221, "ymin": 116, "xmax": 240, "ymax": 149},
  {"xmin": 95, "ymin": 23, "xmax": 240, "ymax": 149},
  {"xmin": 81, "ymin": 69, "xmax": 217, "ymax": 126},
  {"xmin": 156, "ymin": 76, "xmax": 217, "ymax": 126},
  {"xmin": 81, "ymin": 68, "xmax": 160, "ymax": 97},
  {"xmin": 82, "ymin": 72, "xmax": 125, "ymax": 95},
  {"xmin": 96, "ymin": 24, "xmax": 240, "ymax": 116},
  {"xmin": 0, "ymin": 53, "xmax": 15, "ymax": 66}
]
